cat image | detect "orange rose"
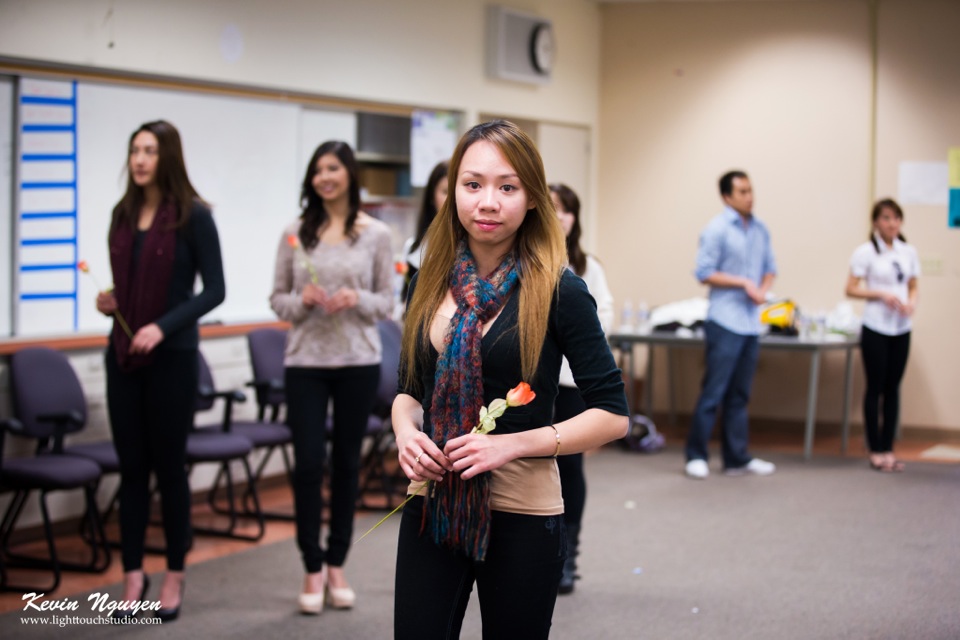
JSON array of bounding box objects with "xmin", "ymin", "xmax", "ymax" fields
[
  {"xmin": 506, "ymin": 382, "xmax": 536, "ymax": 407},
  {"xmin": 76, "ymin": 260, "xmax": 89, "ymax": 273},
  {"xmin": 287, "ymin": 234, "xmax": 301, "ymax": 249}
]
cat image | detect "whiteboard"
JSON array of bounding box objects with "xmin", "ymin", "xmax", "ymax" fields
[
  {"xmin": 25, "ymin": 80, "xmax": 304, "ymax": 336},
  {"xmin": 6, "ymin": 75, "xmax": 434, "ymax": 338},
  {"xmin": 298, "ymin": 107, "xmax": 357, "ymax": 178},
  {"xmin": 0, "ymin": 76, "xmax": 11, "ymax": 336}
]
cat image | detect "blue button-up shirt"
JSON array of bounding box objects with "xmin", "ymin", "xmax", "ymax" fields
[{"xmin": 694, "ymin": 206, "xmax": 777, "ymax": 335}]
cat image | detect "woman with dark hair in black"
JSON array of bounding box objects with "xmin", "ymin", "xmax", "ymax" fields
[
  {"xmin": 97, "ymin": 120, "xmax": 225, "ymax": 621},
  {"xmin": 846, "ymin": 198, "xmax": 920, "ymax": 472},
  {"xmin": 401, "ymin": 160, "xmax": 449, "ymax": 299},
  {"xmin": 270, "ymin": 140, "xmax": 394, "ymax": 614},
  {"xmin": 549, "ymin": 183, "xmax": 614, "ymax": 594}
]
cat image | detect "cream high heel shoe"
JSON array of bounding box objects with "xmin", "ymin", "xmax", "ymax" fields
[
  {"xmin": 325, "ymin": 584, "xmax": 356, "ymax": 610},
  {"xmin": 298, "ymin": 569, "xmax": 326, "ymax": 615}
]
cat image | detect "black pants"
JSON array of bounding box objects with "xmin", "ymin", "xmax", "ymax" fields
[
  {"xmin": 285, "ymin": 364, "xmax": 379, "ymax": 572},
  {"xmin": 860, "ymin": 326, "xmax": 911, "ymax": 453},
  {"xmin": 395, "ymin": 497, "xmax": 565, "ymax": 640},
  {"xmin": 106, "ymin": 346, "xmax": 197, "ymax": 572},
  {"xmin": 555, "ymin": 386, "xmax": 586, "ymax": 527}
]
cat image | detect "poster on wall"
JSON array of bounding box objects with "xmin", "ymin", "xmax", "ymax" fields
[
  {"xmin": 410, "ymin": 110, "xmax": 458, "ymax": 188},
  {"xmin": 897, "ymin": 161, "xmax": 948, "ymax": 206},
  {"xmin": 949, "ymin": 147, "xmax": 960, "ymax": 229}
]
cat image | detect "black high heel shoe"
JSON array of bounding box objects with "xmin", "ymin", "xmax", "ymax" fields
[
  {"xmin": 155, "ymin": 581, "xmax": 185, "ymax": 623},
  {"xmin": 111, "ymin": 574, "xmax": 150, "ymax": 620}
]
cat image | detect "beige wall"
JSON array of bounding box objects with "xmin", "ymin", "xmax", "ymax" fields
[
  {"xmin": 0, "ymin": 0, "xmax": 600, "ymax": 131},
  {"xmin": 598, "ymin": 0, "xmax": 959, "ymax": 433},
  {"xmin": 873, "ymin": 0, "xmax": 960, "ymax": 429}
]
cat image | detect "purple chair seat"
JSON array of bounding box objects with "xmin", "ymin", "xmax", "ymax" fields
[
  {"xmin": 1, "ymin": 455, "xmax": 101, "ymax": 490},
  {"xmin": 186, "ymin": 432, "xmax": 253, "ymax": 462},
  {"xmin": 63, "ymin": 442, "xmax": 120, "ymax": 473},
  {"xmin": 225, "ymin": 422, "xmax": 291, "ymax": 448}
]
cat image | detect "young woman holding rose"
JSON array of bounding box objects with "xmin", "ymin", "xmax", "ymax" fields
[
  {"xmin": 270, "ymin": 140, "xmax": 394, "ymax": 614},
  {"xmin": 391, "ymin": 120, "xmax": 629, "ymax": 639},
  {"xmin": 97, "ymin": 120, "xmax": 225, "ymax": 622}
]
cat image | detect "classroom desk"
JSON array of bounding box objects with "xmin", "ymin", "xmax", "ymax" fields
[{"xmin": 609, "ymin": 330, "xmax": 859, "ymax": 460}]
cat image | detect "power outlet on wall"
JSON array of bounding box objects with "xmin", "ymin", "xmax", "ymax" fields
[{"xmin": 920, "ymin": 256, "xmax": 943, "ymax": 276}]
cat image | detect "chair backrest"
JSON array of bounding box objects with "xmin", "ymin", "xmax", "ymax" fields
[
  {"xmin": 247, "ymin": 328, "xmax": 286, "ymax": 409},
  {"xmin": 375, "ymin": 319, "xmax": 402, "ymax": 415},
  {"xmin": 9, "ymin": 347, "xmax": 87, "ymax": 440},
  {"xmin": 196, "ymin": 351, "xmax": 217, "ymax": 413}
]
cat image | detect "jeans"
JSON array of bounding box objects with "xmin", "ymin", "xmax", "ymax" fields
[
  {"xmin": 395, "ymin": 497, "xmax": 565, "ymax": 640},
  {"xmin": 860, "ymin": 326, "xmax": 910, "ymax": 453},
  {"xmin": 285, "ymin": 364, "xmax": 379, "ymax": 572},
  {"xmin": 685, "ymin": 321, "xmax": 759, "ymax": 469},
  {"xmin": 106, "ymin": 346, "xmax": 197, "ymax": 572}
]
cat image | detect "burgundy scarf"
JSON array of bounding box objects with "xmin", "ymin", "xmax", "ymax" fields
[{"xmin": 109, "ymin": 201, "xmax": 177, "ymax": 372}]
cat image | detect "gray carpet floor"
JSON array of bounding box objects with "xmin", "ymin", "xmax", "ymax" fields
[{"xmin": 5, "ymin": 447, "xmax": 960, "ymax": 639}]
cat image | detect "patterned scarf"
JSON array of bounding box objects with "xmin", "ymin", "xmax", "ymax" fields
[{"xmin": 424, "ymin": 241, "xmax": 519, "ymax": 561}]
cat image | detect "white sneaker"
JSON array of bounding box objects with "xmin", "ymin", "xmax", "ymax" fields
[
  {"xmin": 685, "ymin": 459, "xmax": 709, "ymax": 479},
  {"xmin": 725, "ymin": 458, "xmax": 776, "ymax": 476}
]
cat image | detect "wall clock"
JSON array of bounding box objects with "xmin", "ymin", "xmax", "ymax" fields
[{"xmin": 530, "ymin": 23, "xmax": 555, "ymax": 75}]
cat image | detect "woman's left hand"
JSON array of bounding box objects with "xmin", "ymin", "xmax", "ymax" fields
[
  {"xmin": 444, "ymin": 434, "xmax": 513, "ymax": 481},
  {"xmin": 323, "ymin": 287, "xmax": 359, "ymax": 313},
  {"xmin": 129, "ymin": 323, "xmax": 164, "ymax": 355}
]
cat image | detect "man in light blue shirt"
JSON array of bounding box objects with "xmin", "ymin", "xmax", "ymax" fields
[{"xmin": 685, "ymin": 170, "xmax": 778, "ymax": 479}]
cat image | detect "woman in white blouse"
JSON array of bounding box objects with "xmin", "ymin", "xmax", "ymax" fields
[
  {"xmin": 549, "ymin": 183, "xmax": 614, "ymax": 593},
  {"xmin": 845, "ymin": 198, "xmax": 919, "ymax": 473}
]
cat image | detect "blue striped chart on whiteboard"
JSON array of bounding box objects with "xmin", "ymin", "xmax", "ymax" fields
[{"xmin": 17, "ymin": 77, "xmax": 79, "ymax": 335}]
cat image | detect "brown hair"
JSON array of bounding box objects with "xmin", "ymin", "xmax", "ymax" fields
[
  {"xmin": 111, "ymin": 120, "xmax": 204, "ymax": 234},
  {"xmin": 549, "ymin": 183, "xmax": 587, "ymax": 276},
  {"xmin": 411, "ymin": 160, "xmax": 449, "ymax": 253}
]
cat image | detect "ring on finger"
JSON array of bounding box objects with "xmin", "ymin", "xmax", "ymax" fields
[{"xmin": 415, "ymin": 453, "xmax": 422, "ymax": 464}]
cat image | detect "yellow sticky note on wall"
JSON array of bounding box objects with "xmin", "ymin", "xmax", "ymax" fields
[{"xmin": 949, "ymin": 147, "xmax": 960, "ymax": 188}]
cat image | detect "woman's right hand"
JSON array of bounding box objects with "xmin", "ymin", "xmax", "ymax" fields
[
  {"xmin": 397, "ymin": 430, "xmax": 451, "ymax": 483},
  {"xmin": 96, "ymin": 291, "xmax": 117, "ymax": 316},
  {"xmin": 880, "ymin": 291, "xmax": 904, "ymax": 312},
  {"xmin": 301, "ymin": 283, "xmax": 328, "ymax": 308}
]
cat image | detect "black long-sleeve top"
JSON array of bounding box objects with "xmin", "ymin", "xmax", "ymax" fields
[
  {"xmin": 131, "ymin": 203, "xmax": 225, "ymax": 350},
  {"xmin": 401, "ymin": 269, "xmax": 629, "ymax": 438}
]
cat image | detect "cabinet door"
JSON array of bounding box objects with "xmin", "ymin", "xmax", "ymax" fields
[{"xmin": 539, "ymin": 122, "xmax": 592, "ymax": 241}]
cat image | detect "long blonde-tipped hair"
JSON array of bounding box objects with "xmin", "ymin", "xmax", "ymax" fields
[{"xmin": 400, "ymin": 120, "xmax": 567, "ymax": 389}]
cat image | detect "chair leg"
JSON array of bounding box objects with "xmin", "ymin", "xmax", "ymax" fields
[
  {"xmin": 244, "ymin": 445, "xmax": 296, "ymax": 521},
  {"xmin": 78, "ymin": 478, "xmax": 120, "ymax": 557},
  {"xmin": 358, "ymin": 427, "xmax": 406, "ymax": 510},
  {"xmin": 7, "ymin": 485, "xmax": 111, "ymax": 574},
  {"xmin": 0, "ymin": 490, "xmax": 61, "ymax": 592},
  {"xmin": 0, "ymin": 490, "xmax": 29, "ymax": 552},
  {"xmin": 81, "ymin": 485, "xmax": 112, "ymax": 573},
  {"xmin": 206, "ymin": 447, "xmax": 294, "ymax": 522},
  {"xmin": 191, "ymin": 459, "xmax": 265, "ymax": 542},
  {"xmin": 0, "ymin": 490, "xmax": 59, "ymax": 593}
]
